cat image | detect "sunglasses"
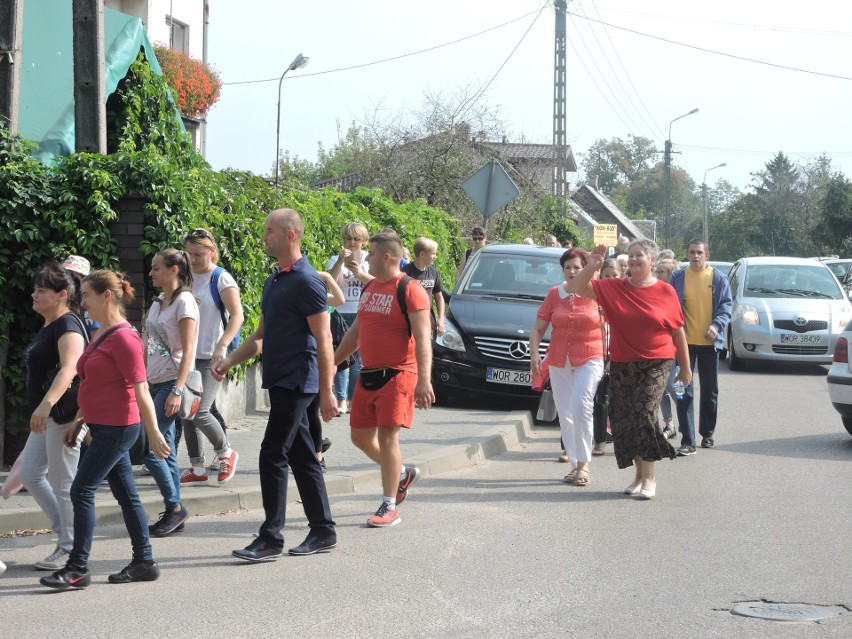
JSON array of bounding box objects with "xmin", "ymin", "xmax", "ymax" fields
[
  {"xmin": 472, "ymin": 235, "xmax": 485, "ymax": 240},
  {"xmin": 186, "ymin": 228, "xmax": 214, "ymax": 241}
]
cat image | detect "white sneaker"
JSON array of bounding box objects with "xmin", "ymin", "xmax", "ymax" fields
[
  {"xmin": 34, "ymin": 546, "xmax": 70, "ymax": 571},
  {"xmin": 0, "ymin": 559, "xmax": 7, "ymax": 575}
]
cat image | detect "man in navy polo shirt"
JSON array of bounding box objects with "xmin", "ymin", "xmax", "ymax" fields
[{"xmin": 213, "ymin": 208, "xmax": 338, "ymax": 561}]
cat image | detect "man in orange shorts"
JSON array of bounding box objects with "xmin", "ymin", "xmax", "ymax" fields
[{"xmin": 335, "ymin": 231, "xmax": 435, "ymax": 527}]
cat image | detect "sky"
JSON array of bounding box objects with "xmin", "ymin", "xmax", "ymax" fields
[{"xmin": 204, "ymin": 1, "xmax": 852, "ymax": 193}]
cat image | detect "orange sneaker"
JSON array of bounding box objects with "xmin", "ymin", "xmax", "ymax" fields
[
  {"xmin": 367, "ymin": 502, "xmax": 400, "ymax": 527},
  {"xmin": 217, "ymin": 450, "xmax": 239, "ymax": 484}
]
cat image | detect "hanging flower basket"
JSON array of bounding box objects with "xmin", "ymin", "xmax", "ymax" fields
[{"xmin": 154, "ymin": 44, "xmax": 222, "ymax": 120}]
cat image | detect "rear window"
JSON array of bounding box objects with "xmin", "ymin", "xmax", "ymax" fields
[
  {"xmin": 462, "ymin": 253, "xmax": 564, "ymax": 299},
  {"xmin": 744, "ymin": 264, "xmax": 844, "ymax": 300}
]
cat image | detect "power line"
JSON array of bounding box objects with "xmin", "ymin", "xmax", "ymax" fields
[
  {"xmin": 222, "ymin": 8, "xmax": 548, "ymax": 87},
  {"xmin": 456, "ymin": 4, "xmax": 548, "ymax": 122},
  {"xmin": 567, "ymin": 11, "xmax": 852, "ymax": 82}
]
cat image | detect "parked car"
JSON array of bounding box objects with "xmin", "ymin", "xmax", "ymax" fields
[
  {"xmin": 725, "ymin": 256, "xmax": 852, "ymax": 370},
  {"xmin": 818, "ymin": 258, "xmax": 852, "ymax": 282},
  {"xmin": 827, "ymin": 331, "xmax": 852, "ymax": 436},
  {"xmin": 432, "ymin": 244, "xmax": 564, "ymax": 405}
]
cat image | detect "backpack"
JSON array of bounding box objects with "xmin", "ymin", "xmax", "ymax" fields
[
  {"xmin": 209, "ymin": 266, "xmax": 240, "ymax": 353},
  {"xmin": 330, "ymin": 309, "xmax": 355, "ymax": 372},
  {"xmin": 360, "ymin": 275, "xmax": 414, "ymax": 337}
]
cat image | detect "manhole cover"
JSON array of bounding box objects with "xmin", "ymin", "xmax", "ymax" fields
[{"xmin": 731, "ymin": 602, "xmax": 843, "ymax": 622}]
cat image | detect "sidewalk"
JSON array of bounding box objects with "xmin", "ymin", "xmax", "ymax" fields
[{"xmin": 0, "ymin": 406, "xmax": 532, "ymax": 534}]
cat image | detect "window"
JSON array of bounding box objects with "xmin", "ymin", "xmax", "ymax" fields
[{"xmin": 166, "ymin": 16, "xmax": 188, "ymax": 52}]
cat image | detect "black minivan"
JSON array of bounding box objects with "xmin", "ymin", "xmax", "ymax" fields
[{"xmin": 433, "ymin": 244, "xmax": 564, "ymax": 404}]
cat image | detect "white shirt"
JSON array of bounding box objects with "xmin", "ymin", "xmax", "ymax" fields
[{"xmin": 191, "ymin": 268, "xmax": 239, "ymax": 359}]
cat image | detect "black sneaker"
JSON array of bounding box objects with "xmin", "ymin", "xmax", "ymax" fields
[
  {"xmin": 149, "ymin": 506, "xmax": 190, "ymax": 537},
  {"xmin": 677, "ymin": 445, "xmax": 696, "ymax": 456},
  {"xmin": 232, "ymin": 537, "xmax": 283, "ymax": 562},
  {"xmin": 40, "ymin": 564, "xmax": 91, "ymax": 590},
  {"xmin": 321, "ymin": 437, "xmax": 332, "ymax": 453},
  {"xmin": 108, "ymin": 559, "xmax": 161, "ymax": 584},
  {"xmin": 396, "ymin": 465, "xmax": 420, "ymax": 505},
  {"xmin": 701, "ymin": 437, "xmax": 715, "ymax": 448}
]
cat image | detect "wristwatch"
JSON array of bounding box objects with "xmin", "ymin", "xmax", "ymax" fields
[{"xmin": 172, "ymin": 386, "xmax": 184, "ymax": 396}]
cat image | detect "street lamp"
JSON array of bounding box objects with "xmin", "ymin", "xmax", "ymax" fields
[
  {"xmin": 663, "ymin": 107, "xmax": 699, "ymax": 249},
  {"xmin": 702, "ymin": 162, "xmax": 726, "ymax": 246},
  {"xmin": 274, "ymin": 53, "xmax": 310, "ymax": 187}
]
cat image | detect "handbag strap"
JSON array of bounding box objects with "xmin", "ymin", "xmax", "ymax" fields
[{"xmin": 598, "ymin": 306, "xmax": 611, "ymax": 366}]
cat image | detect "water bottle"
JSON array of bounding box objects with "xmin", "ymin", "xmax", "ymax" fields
[{"xmin": 673, "ymin": 366, "xmax": 685, "ymax": 399}]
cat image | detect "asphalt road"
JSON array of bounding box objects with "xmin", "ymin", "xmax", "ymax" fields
[{"xmin": 2, "ymin": 361, "xmax": 851, "ymax": 638}]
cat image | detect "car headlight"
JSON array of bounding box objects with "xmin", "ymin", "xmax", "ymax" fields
[
  {"xmin": 740, "ymin": 304, "xmax": 760, "ymax": 326},
  {"xmin": 435, "ymin": 319, "xmax": 466, "ymax": 352}
]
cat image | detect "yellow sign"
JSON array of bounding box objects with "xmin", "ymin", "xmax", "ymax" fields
[{"xmin": 594, "ymin": 224, "xmax": 618, "ymax": 247}]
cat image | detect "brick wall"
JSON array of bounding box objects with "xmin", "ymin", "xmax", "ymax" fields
[{"xmin": 109, "ymin": 194, "xmax": 148, "ymax": 329}]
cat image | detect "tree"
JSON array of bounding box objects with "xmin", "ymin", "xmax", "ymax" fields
[
  {"xmin": 579, "ymin": 135, "xmax": 658, "ymax": 194},
  {"xmin": 811, "ymin": 175, "xmax": 852, "ymax": 255}
]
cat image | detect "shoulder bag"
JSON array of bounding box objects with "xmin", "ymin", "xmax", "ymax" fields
[{"xmin": 151, "ymin": 298, "xmax": 204, "ymax": 420}]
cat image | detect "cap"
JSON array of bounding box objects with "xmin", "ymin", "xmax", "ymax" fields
[{"xmin": 62, "ymin": 255, "xmax": 90, "ymax": 277}]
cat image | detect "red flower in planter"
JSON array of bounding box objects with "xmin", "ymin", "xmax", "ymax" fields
[{"xmin": 154, "ymin": 44, "xmax": 222, "ymax": 119}]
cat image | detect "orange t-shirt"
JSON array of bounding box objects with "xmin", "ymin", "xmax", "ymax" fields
[
  {"xmin": 536, "ymin": 285, "xmax": 603, "ymax": 368},
  {"xmin": 357, "ymin": 273, "xmax": 431, "ymax": 372}
]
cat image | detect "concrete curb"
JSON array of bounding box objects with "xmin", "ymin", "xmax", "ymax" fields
[{"xmin": 0, "ymin": 411, "xmax": 532, "ymax": 534}]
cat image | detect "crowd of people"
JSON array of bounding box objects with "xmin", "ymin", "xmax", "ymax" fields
[{"xmin": 5, "ymin": 216, "xmax": 731, "ymax": 589}]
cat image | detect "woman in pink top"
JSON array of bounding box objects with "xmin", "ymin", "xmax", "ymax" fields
[
  {"xmin": 40, "ymin": 270, "xmax": 169, "ymax": 590},
  {"xmin": 530, "ymin": 248, "xmax": 604, "ymax": 487}
]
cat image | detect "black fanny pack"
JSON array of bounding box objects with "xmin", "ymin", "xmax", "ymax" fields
[{"xmin": 359, "ymin": 367, "xmax": 402, "ymax": 391}]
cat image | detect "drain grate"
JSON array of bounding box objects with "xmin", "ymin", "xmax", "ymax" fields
[{"xmin": 731, "ymin": 601, "xmax": 846, "ymax": 622}]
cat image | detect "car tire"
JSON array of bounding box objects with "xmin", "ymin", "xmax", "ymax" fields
[
  {"xmin": 842, "ymin": 416, "xmax": 852, "ymax": 437},
  {"xmin": 728, "ymin": 330, "xmax": 745, "ymax": 372}
]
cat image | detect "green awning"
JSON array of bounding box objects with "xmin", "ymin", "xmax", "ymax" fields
[{"xmin": 19, "ymin": 0, "xmax": 171, "ymax": 163}]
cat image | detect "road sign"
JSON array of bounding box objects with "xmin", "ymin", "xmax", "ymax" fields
[
  {"xmin": 594, "ymin": 224, "xmax": 618, "ymax": 247},
  {"xmin": 461, "ymin": 159, "xmax": 520, "ymax": 220}
]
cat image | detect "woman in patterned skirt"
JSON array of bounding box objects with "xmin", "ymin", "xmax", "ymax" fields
[{"xmin": 567, "ymin": 240, "xmax": 690, "ymax": 499}]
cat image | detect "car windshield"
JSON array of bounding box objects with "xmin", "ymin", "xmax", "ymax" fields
[
  {"xmin": 744, "ymin": 264, "xmax": 844, "ymax": 300},
  {"xmin": 462, "ymin": 253, "xmax": 564, "ymax": 299}
]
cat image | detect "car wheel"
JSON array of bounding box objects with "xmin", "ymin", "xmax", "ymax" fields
[
  {"xmin": 842, "ymin": 416, "xmax": 852, "ymax": 437},
  {"xmin": 727, "ymin": 330, "xmax": 745, "ymax": 371}
]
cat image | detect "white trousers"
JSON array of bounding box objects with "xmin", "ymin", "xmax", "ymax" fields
[
  {"xmin": 550, "ymin": 358, "xmax": 604, "ymax": 467},
  {"xmin": 19, "ymin": 418, "xmax": 86, "ymax": 551}
]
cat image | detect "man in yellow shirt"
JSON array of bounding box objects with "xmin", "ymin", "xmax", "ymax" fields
[{"xmin": 669, "ymin": 240, "xmax": 732, "ymax": 455}]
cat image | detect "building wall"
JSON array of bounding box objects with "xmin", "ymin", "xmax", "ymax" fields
[{"xmin": 105, "ymin": 0, "xmax": 204, "ymax": 59}]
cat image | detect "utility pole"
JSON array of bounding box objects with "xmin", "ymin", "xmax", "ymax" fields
[
  {"xmin": 72, "ymin": 0, "xmax": 106, "ymax": 153},
  {"xmin": 552, "ymin": 0, "xmax": 567, "ymax": 209},
  {"xmin": 0, "ymin": 0, "xmax": 24, "ymax": 134},
  {"xmin": 663, "ymin": 139, "xmax": 672, "ymax": 249}
]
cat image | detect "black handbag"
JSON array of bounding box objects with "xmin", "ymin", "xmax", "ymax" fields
[
  {"xmin": 330, "ymin": 310, "xmax": 355, "ymax": 372},
  {"xmin": 40, "ymin": 314, "xmax": 90, "ymax": 424},
  {"xmin": 593, "ymin": 307, "xmax": 610, "ymax": 444}
]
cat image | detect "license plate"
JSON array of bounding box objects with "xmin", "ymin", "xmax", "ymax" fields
[
  {"xmin": 486, "ymin": 367, "xmax": 531, "ymax": 386},
  {"xmin": 778, "ymin": 333, "xmax": 823, "ymax": 344}
]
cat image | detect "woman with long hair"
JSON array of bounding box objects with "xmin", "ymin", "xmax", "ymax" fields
[
  {"xmin": 144, "ymin": 248, "xmax": 198, "ymax": 535},
  {"xmin": 40, "ymin": 270, "xmax": 169, "ymax": 590},
  {"xmin": 179, "ymin": 229, "xmax": 242, "ymax": 484},
  {"xmin": 568, "ymin": 240, "xmax": 690, "ymax": 500},
  {"xmin": 530, "ymin": 249, "xmax": 604, "ymax": 486},
  {"xmin": 20, "ymin": 263, "xmax": 88, "ymax": 570}
]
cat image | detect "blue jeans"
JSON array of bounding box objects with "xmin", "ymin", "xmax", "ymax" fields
[
  {"xmin": 676, "ymin": 345, "xmax": 720, "ymax": 446},
  {"xmin": 258, "ymin": 387, "xmax": 335, "ymax": 548},
  {"xmin": 144, "ymin": 380, "xmax": 180, "ymax": 511},
  {"xmin": 333, "ymin": 312, "xmax": 362, "ymax": 403},
  {"xmin": 660, "ymin": 361, "xmax": 678, "ymax": 422},
  {"xmin": 69, "ymin": 423, "xmax": 152, "ymax": 567}
]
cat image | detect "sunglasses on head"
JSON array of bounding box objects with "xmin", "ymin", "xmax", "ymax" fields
[{"xmin": 186, "ymin": 228, "xmax": 213, "ymax": 241}]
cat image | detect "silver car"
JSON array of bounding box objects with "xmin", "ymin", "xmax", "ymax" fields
[{"xmin": 726, "ymin": 257, "xmax": 852, "ymax": 370}]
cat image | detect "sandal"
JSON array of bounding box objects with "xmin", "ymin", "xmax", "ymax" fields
[
  {"xmin": 558, "ymin": 453, "xmax": 569, "ymax": 463},
  {"xmin": 563, "ymin": 469, "xmax": 577, "ymax": 484},
  {"xmin": 573, "ymin": 468, "xmax": 591, "ymax": 486},
  {"xmin": 592, "ymin": 442, "xmax": 605, "ymax": 456}
]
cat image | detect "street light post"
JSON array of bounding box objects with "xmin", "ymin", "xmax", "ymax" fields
[
  {"xmin": 664, "ymin": 107, "xmax": 699, "ymax": 249},
  {"xmin": 702, "ymin": 162, "xmax": 726, "ymax": 246},
  {"xmin": 274, "ymin": 53, "xmax": 309, "ymax": 187}
]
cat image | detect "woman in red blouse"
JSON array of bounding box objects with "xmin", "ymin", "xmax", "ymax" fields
[
  {"xmin": 567, "ymin": 240, "xmax": 691, "ymax": 500},
  {"xmin": 530, "ymin": 249, "xmax": 604, "ymax": 486}
]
